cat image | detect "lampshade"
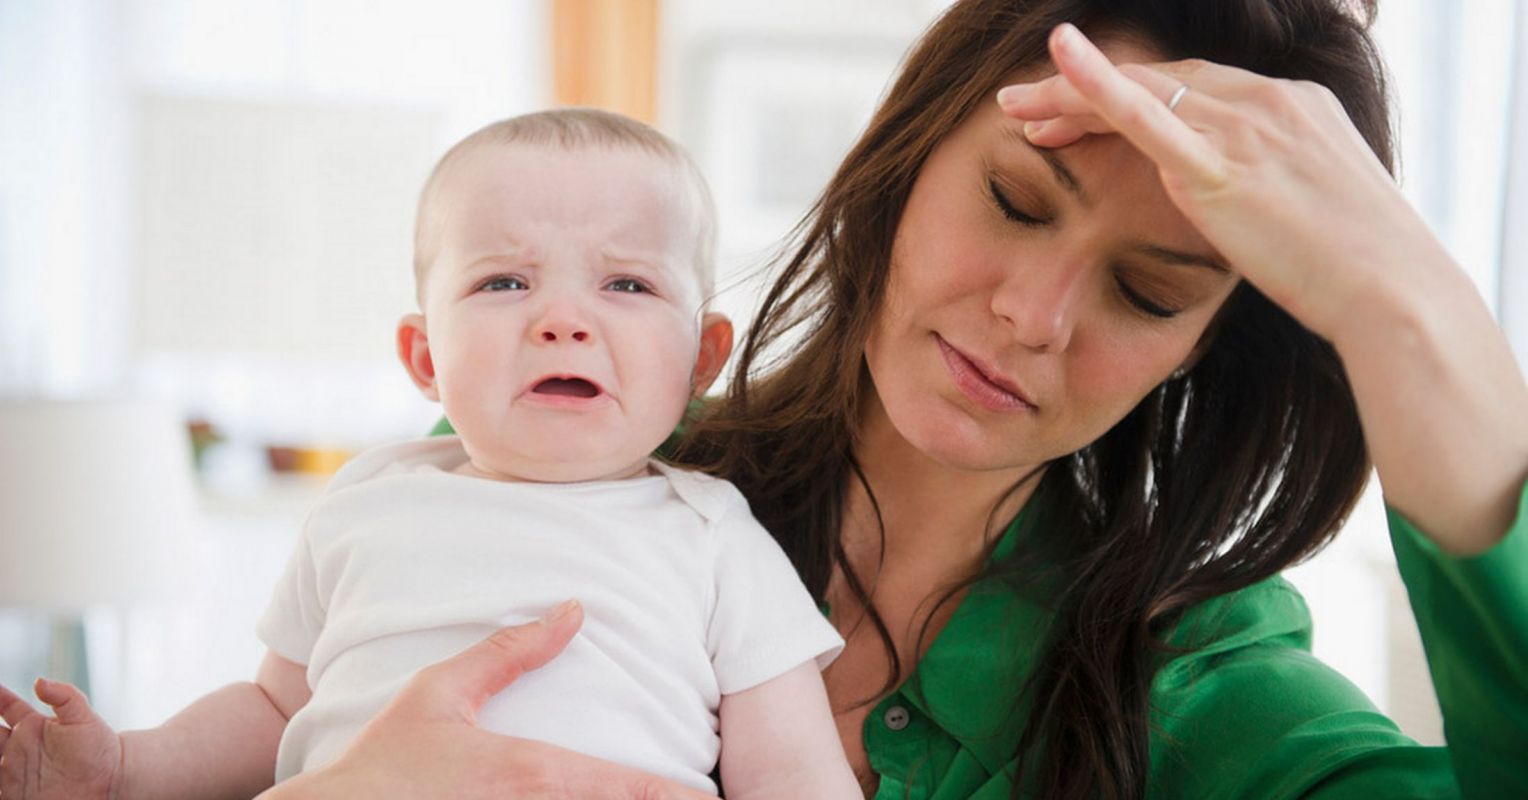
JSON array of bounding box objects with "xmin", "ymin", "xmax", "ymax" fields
[{"xmin": 0, "ymin": 397, "xmax": 196, "ymax": 608}]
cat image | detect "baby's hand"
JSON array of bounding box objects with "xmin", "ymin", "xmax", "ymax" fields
[{"xmin": 0, "ymin": 678, "xmax": 123, "ymax": 800}]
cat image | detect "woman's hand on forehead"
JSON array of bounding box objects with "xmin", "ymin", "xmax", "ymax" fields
[
  {"xmin": 992, "ymin": 23, "xmax": 1420, "ymax": 345},
  {"xmin": 994, "ymin": 24, "xmax": 1528, "ymax": 558}
]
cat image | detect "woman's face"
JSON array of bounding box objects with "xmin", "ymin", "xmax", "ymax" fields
[{"xmin": 865, "ymin": 49, "xmax": 1240, "ymax": 476}]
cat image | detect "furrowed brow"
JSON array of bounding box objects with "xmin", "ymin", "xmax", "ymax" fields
[
  {"xmin": 1132, "ymin": 243, "xmax": 1232, "ymax": 274},
  {"xmin": 999, "ymin": 126, "xmax": 1228, "ymax": 274},
  {"xmin": 1001, "ymin": 125, "xmax": 1088, "ymax": 205},
  {"xmin": 463, "ymin": 252, "xmax": 530, "ymax": 273}
]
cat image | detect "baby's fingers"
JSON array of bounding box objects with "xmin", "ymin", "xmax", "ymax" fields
[
  {"xmin": 0, "ymin": 683, "xmax": 39, "ymax": 729},
  {"xmin": 33, "ymin": 679, "xmax": 97, "ymax": 726}
]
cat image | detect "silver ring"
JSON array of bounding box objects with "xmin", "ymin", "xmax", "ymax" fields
[{"xmin": 1166, "ymin": 84, "xmax": 1190, "ymax": 113}]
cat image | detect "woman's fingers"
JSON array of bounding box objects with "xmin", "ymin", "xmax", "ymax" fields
[
  {"xmin": 581, "ymin": 773, "xmax": 714, "ymax": 800},
  {"xmin": 1000, "ymin": 62, "xmax": 1182, "ymax": 121},
  {"xmin": 1022, "ymin": 116, "xmax": 1097, "ymax": 148},
  {"xmin": 1047, "ymin": 24, "xmax": 1222, "ymax": 179},
  {"xmin": 399, "ymin": 600, "xmax": 584, "ymax": 723},
  {"xmin": 997, "ymin": 24, "xmax": 1227, "ymax": 183},
  {"xmin": 494, "ymin": 739, "xmax": 720, "ymax": 800},
  {"xmin": 556, "ymin": 753, "xmax": 718, "ymax": 800}
]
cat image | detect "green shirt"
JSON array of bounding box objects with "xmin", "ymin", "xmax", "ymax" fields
[
  {"xmin": 429, "ymin": 418, "xmax": 1524, "ymax": 796},
  {"xmin": 863, "ymin": 482, "xmax": 1528, "ymax": 799}
]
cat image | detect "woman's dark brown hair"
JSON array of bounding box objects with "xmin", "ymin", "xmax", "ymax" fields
[{"xmin": 673, "ymin": 1, "xmax": 1391, "ymax": 797}]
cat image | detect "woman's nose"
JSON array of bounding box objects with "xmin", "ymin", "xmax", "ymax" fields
[{"xmin": 990, "ymin": 259, "xmax": 1086, "ymax": 353}]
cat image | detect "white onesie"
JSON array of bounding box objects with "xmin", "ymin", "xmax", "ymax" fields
[{"xmin": 256, "ymin": 436, "xmax": 843, "ymax": 792}]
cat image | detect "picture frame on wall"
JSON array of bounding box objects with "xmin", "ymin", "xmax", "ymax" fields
[{"xmin": 680, "ymin": 35, "xmax": 913, "ymax": 252}]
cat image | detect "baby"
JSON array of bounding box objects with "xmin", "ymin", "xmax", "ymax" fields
[{"xmin": 0, "ymin": 109, "xmax": 856, "ymax": 799}]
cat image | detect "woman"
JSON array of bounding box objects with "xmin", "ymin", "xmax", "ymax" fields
[{"xmin": 13, "ymin": 0, "xmax": 1523, "ymax": 798}]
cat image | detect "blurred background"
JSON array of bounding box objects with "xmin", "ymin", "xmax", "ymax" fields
[{"xmin": 1, "ymin": 0, "xmax": 1524, "ymax": 745}]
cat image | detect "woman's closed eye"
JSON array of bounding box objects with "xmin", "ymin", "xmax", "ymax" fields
[
  {"xmin": 1114, "ymin": 265, "xmax": 1210, "ymax": 320},
  {"xmin": 1114, "ymin": 277, "xmax": 1181, "ymax": 319},
  {"xmin": 987, "ymin": 173, "xmax": 1194, "ymax": 320},
  {"xmin": 988, "ymin": 178, "xmax": 1051, "ymax": 226}
]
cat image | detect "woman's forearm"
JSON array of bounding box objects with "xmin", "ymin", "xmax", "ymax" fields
[
  {"xmin": 1331, "ymin": 240, "xmax": 1528, "ymax": 554},
  {"xmin": 118, "ymin": 682, "xmax": 288, "ymax": 800}
]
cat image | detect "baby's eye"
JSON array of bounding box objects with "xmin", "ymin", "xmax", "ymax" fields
[
  {"xmin": 480, "ymin": 275, "xmax": 528, "ymax": 292},
  {"xmin": 605, "ymin": 278, "xmax": 651, "ymax": 294}
]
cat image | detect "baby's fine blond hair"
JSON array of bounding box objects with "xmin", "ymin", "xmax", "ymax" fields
[{"xmin": 411, "ymin": 108, "xmax": 717, "ymax": 306}]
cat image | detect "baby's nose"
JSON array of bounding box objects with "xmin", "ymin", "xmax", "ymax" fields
[
  {"xmin": 533, "ymin": 304, "xmax": 593, "ymax": 343},
  {"xmin": 539, "ymin": 326, "xmax": 589, "ymax": 343}
]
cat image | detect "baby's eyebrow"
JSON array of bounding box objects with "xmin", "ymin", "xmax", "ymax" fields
[
  {"xmin": 459, "ymin": 253, "xmax": 532, "ymax": 275},
  {"xmin": 598, "ymin": 247, "xmax": 669, "ymax": 271}
]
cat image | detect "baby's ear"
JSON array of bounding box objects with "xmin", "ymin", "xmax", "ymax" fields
[
  {"xmin": 690, "ymin": 312, "xmax": 734, "ymax": 399},
  {"xmin": 397, "ymin": 314, "xmax": 440, "ymax": 401}
]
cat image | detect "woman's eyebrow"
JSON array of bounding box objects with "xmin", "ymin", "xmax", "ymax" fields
[
  {"xmin": 1001, "ymin": 125, "xmax": 1089, "ymax": 205},
  {"xmin": 1000, "ymin": 126, "xmax": 1229, "ymax": 274},
  {"xmin": 1131, "ymin": 242, "xmax": 1232, "ymax": 274}
]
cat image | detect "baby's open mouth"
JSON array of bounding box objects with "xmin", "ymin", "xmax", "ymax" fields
[{"xmin": 531, "ymin": 377, "xmax": 601, "ymax": 398}]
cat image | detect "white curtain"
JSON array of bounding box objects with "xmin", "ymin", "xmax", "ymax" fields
[
  {"xmin": 1500, "ymin": 7, "xmax": 1528, "ymax": 368},
  {"xmin": 0, "ymin": 0, "xmax": 133, "ymax": 396}
]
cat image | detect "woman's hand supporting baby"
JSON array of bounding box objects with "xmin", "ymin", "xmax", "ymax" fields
[
  {"xmin": 2, "ymin": 601, "xmax": 717, "ymax": 800},
  {"xmin": 258, "ymin": 600, "xmax": 720, "ymax": 800}
]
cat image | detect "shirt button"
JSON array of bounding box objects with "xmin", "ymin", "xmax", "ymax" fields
[{"xmin": 883, "ymin": 705, "xmax": 910, "ymax": 731}]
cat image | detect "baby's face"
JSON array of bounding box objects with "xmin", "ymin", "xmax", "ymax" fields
[{"xmin": 404, "ymin": 144, "xmax": 718, "ymax": 483}]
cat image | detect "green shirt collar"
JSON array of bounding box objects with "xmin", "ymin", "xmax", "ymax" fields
[{"xmin": 884, "ymin": 505, "xmax": 1045, "ymax": 778}]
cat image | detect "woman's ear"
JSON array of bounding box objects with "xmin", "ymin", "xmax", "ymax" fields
[
  {"xmin": 397, "ymin": 313, "xmax": 440, "ymax": 401},
  {"xmin": 690, "ymin": 312, "xmax": 734, "ymax": 399}
]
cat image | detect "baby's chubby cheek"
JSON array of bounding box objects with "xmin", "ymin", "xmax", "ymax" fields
[{"xmin": 631, "ymin": 334, "xmax": 703, "ymax": 414}]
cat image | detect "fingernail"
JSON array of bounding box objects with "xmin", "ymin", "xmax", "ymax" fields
[
  {"xmin": 1055, "ymin": 22, "xmax": 1083, "ymax": 50},
  {"xmin": 1024, "ymin": 120, "xmax": 1049, "ymax": 139},
  {"xmin": 542, "ymin": 599, "xmax": 579, "ymax": 623},
  {"xmin": 996, "ymin": 85, "xmax": 1027, "ymax": 107}
]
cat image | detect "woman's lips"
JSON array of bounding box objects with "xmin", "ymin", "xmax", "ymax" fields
[{"xmin": 935, "ymin": 335, "xmax": 1036, "ymax": 413}]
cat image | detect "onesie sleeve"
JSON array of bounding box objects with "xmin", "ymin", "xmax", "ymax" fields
[
  {"xmin": 252, "ymin": 444, "xmax": 408, "ymax": 666},
  {"xmin": 254, "ymin": 515, "xmax": 327, "ymax": 667},
  {"xmin": 705, "ymin": 504, "xmax": 844, "ymax": 696}
]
